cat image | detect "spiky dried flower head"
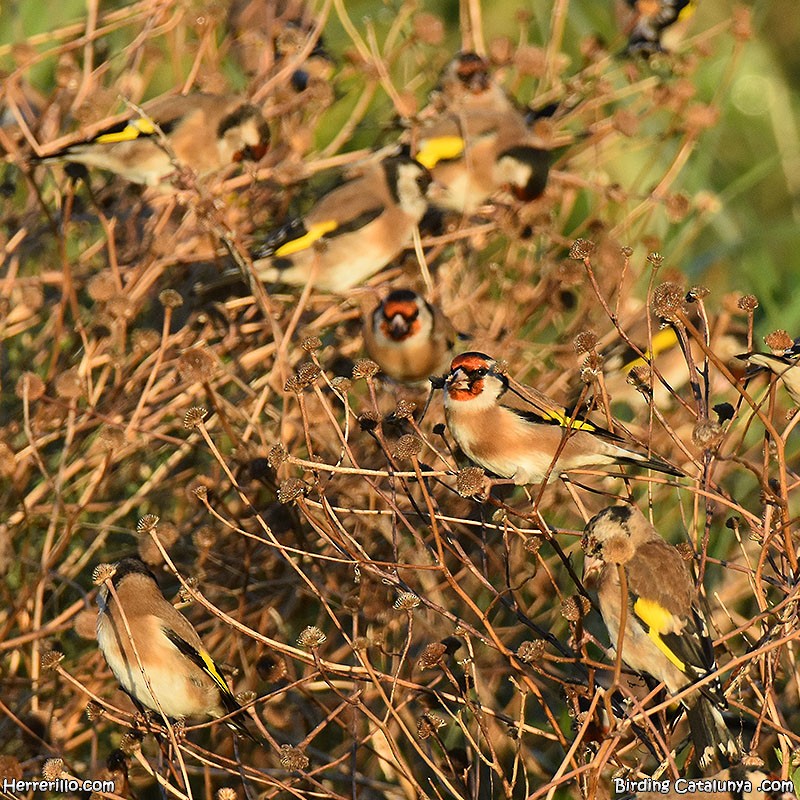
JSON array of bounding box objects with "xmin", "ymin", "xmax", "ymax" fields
[
  {"xmin": 601, "ymin": 534, "xmax": 635, "ymax": 565},
  {"xmin": 331, "ymin": 376, "xmax": 352, "ymax": 393},
  {"xmin": 580, "ymin": 352, "xmax": 603, "ymax": 384},
  {"xmin": 118, "ymin": 732, "xmax": 143, "ymax": 754},
  {"xmin": 417, "ymin": 712, "xmax": 446, "ymax": 739},
  {"xmin": 87, "ymin": 272, "xmax": 118, "ymax": 302},
  {"xmin": 297, "ymin": 626, "xmax": 326, "ymax": 649},
  {"xmin": 394, "ymin": 592, "xmax": 421, "ymax": 610},
  {"xmin": 297, "ymin": 362, "xmax": 322, "ymax": 387},
  {"xmin": 106, "ymin": 295, "xmax": 136, "ymax": 321},
  {"xmin": 136, "ymin": 514, "xmax": 159, "ymax": 534},
  {"xmin": 235, "ymin": 690, "xmax": 256, "ymax": 706},
  {"xmin": 627, "ymin": 365, "xmax": 653, "ymax": 398},
  {"xmin": 620, "ymin": 245, "xmax": 633, "ymax": 258},
  {"xmin": 178, "ymin": 576, "xmax": 199, "ymax": 604},
  {"xmin": 55, "ymin": 369, "xmax": 83, "ymax": 399},
  {"xmin": 217, "ymin": 789, "xmax": 238, "ymax": 800},
  {"xmin": 456, "ymin": 466, "xmax": 489, "ymax": 498},
  {"xmin": 278, "ymin": 478, "xmax": 306, "ymax": 504},
  {"xmin": 393, "ymin": 399, "xmax": 416, "ymax": 419},
  {"xmin": 665, "ymin": 192, "xmax": 691, "ymax": 223},
  {"xmin": 0, "ymin": 442, "xmax": 15, "ymax": 478},
  {"xmin": 301, "ymin": 336, "xmax": 322, "ymax": 352},
  {"xmin": 646, "ymin": 252, "xmax": 664, "ymax": 269},
  {"xmin": 569, "ymin": 238, "xmax": 595, "ymax": 260},
  {"xmin": 279, "ymin": 745, "xmax": 309, "ymax": 771},
  {"xmin": 15, "ymin": 372, "xmax": 45, "ymax": 401},
  {"xmin": 183, "ymin": 407, "xmax": 208, "ymax": 429},
  {"xmin": 97, "ymin": 426, "xmax": 125, "ymax": 452},
  {"xmin": 524, "ymin": 536, "xmax": 544, "ymax": 555},
  {"xmin": 357, "ymin": 411, "xmax": 380, "ymax": 431},
  {"xmin": 651, "ymin": 282, "xmax": 685, "ymax": 322},
  {"xmin": 85, "ymin": 702, "xmax": 104, "ymax": 722},
  {"xmin": 177, "ymin": 347, "xmax": 215, "ymax": 383},
  {"xmin": 352, "ymin": 359, "xmax": 380, "ymax": 380},
  {"xmin": 42, "ymin": 758, "xmax": 64, "ymax": 780},
  {"xmin": 192, "ymin": 484, "xmax": 208, "ymax": 501},
  {"xmin": 675, "ymin": 542, "xmax": 695, "ymax": 562},
  {"xmin": 561, "ymin": 595, "xmax": 590, "ymax": 622},
  {"xmin": 41, "ymin": 649, "xmax": 64, "ymax": 670},
  {"xmin": 692, "ymin": 420, "xmax": 724, "ymax": 450},
  {"xmin": 765, "ymin": 330, "xmax": 793, "ymax": 353},
  {"xmin": 573, "ymin": 331, "xmax": 598, "ymax": 355},
  {"xmin": 517, "ymin": 640, "xmax": 545, "ymax": 663},
  {"xmin": 741, "ymin": 751, "xmax": 764, "ymax": 768},
  {"xmin": 418, "ymin": 642, "xmax": 448, "ymax": 669},
  {"xmin": 268, "ymin": 443, "xmax": 288, "ymax": 467},
  {"xmin": 737, "ymin": 294, "xmax": 759, "ymax": 312},
  {"xmin": 92, "ymin": 563, "xmax": 116, "ymax": 585},
  {"xmin": 159, "ymin": 289, "xmax": 183, "ymax": 309},
  {"xmin": 392, "ymin": 434, "xmax": 423, "ymax": 460}
]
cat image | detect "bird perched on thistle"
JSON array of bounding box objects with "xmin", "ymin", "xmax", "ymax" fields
[
  {"xmin": 412, "ymin": 53, "xmax": 551, "ymax": 214},
  {"xmin": 96, "ymin": 557, "xmax": 257, "ymax": 741},
  {"xmin": 581, "ymin": 505, "xmax": 740, "ymax": 769},
  {"xmin": 245, "ymin": 154, "xmax": 432, "ymax": 292},
  {"xmin": 438, "ymin": 352, "xmax": 683, "ymax": 485},
  {"xmin": 35, "ymin": 93, "xmax": 270, "ymax": 186},
  {"xmin": 363, "ymin": 289, "xmax": 463, "ymax": 385}
]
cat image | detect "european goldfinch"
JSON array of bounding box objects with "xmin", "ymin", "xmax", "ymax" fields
[
  {"xmin": 434, "ymin": 52, "xmax": 515, "ymax": 115},
  {"xmin": 248, "ymin": 155, "xmax": 431, "ymax": 291},
  {"xmin": 623, "ymin": 0, "xmax": 695, "ymax": 55},
  {"xmin": 415, "ymin": 109, "xmax": 551, "ymax": 214},
  {"xmin": 413, "ymin": 52, "xmax": 551, "ymax": 214},
  {"xmin": 440, "ymin": 352, "xmax": 682, "ymax": 484},
  {"xmin": 739, "ymin": 338, "xmax": 800, "ymax": 406},
  {"xmin": 363, "ymin": 289, "xmax": 460, "ymax": 385},
  {"xmin": 581, "ymin": 506, "xmax": 740, "ymax": 768},
  {"xmin": 37, "ymin": 93, "xmax": 270, "ymax": 186},
  {"xmin": 96, "ymin": 557, "xmax": 256, "ymax": 740}
]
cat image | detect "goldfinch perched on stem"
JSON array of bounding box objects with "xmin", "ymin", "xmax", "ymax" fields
[
  {"xmin": 36, "ymin": 93, "xmax": 270, "ymax": 186},
  {"xmin": 413, "ymin": 52, "xmax": 551, "ymax": 214},
  {"xmin": 738, "ymin": 337, "xmax": 800, "ymax": 406},
  {"xmin": 363, "ymin": 289, "xmax": 461, "ymax": 385},
  {"xmin": 581, "ymin": 506, "xmax": 740, "ymax": 769},
  {"xmin": 440, "ymin": 352, "xmax": 683, "ymax": 485},
  {"xmin": 96, "ymin": 557, "xmax": 257, "ymax": 741},
  {"xmin": 248, "ymin": 155, "xmax": 432, "ymax": 292}
]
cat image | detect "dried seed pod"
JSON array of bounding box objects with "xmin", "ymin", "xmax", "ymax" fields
[
  {"xmin": 297, "ymin": 626, "xmax": 327, "ymax": 649},
  {"xmin": 569, "ymin": 238, "xmax": 595, "ymax": 260}
]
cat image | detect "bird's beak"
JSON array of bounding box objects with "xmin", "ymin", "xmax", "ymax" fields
[
  {"xmin": 447, "ymin": 368, "xmax": 469, "ymax": 392},
  {"xmin": 582, "ymin": 554, "xmax": 603, "ymax": 589},
  {"xmin": 389, "ymin": 314, "xmax": 409, "ymax": 337}
]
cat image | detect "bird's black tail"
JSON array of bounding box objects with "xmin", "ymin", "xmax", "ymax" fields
[
  {"xmin": 617, "ymin": 453, "xmax": 685, "ymax": 478},
  {"xmin": 686, "ymin": 696, "xmax": 740, "ymax": 771}
]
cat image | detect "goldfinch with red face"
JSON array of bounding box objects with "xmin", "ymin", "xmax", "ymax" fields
[
  {"xmin": 363, "ymin": 289, "xmax": 460, "ymax": 385},
  {"xmin": 249, "ymin": 155, "xmax": 431, "ymax": 291},
  {"xmin": 581, "ymin": 506, "xmax": 740, "ymax": 769},
  {"xmin": 739, "ymin": 337, "xmax": 800, "ymax": 406},
  {"xmin": 433, "ymin": 52, "xmax": 515, "ymax": 115},
  {"xmin": 37, "ymin": 93, "xmax": 270, "ymax": 186},
  {"xmin": 440, "ymin": 352, "xmax": 683, "ymax": 484},
  {"xmin": 96, "ymin": 557, "xmax": 256, "ymax": 741}
]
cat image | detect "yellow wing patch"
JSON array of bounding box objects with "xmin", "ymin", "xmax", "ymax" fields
[
  {"xmin": 199, "ymin": 649, "xmax": 231, "ymax": 693},
  {"xmin": 275, "ymin": 220, "xmax": 338, "ymax": 257},
  {"xmin": 623, "ymin": 328, "xmax": 679, "ymax": 373},
  {"xmin": 416, "ymin": 136, "xmax": 465, "ymax": 169},
  {"xmin": 633, "ymin": 597, "xmax": 686, "ymax": 672},
  {"xmin": 94, "ymin": 118, "xmax": 157, "ymax": 144},
  {"xmin": 542, "ymin": 409, "xmax": 598, "ymax": 432}
]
